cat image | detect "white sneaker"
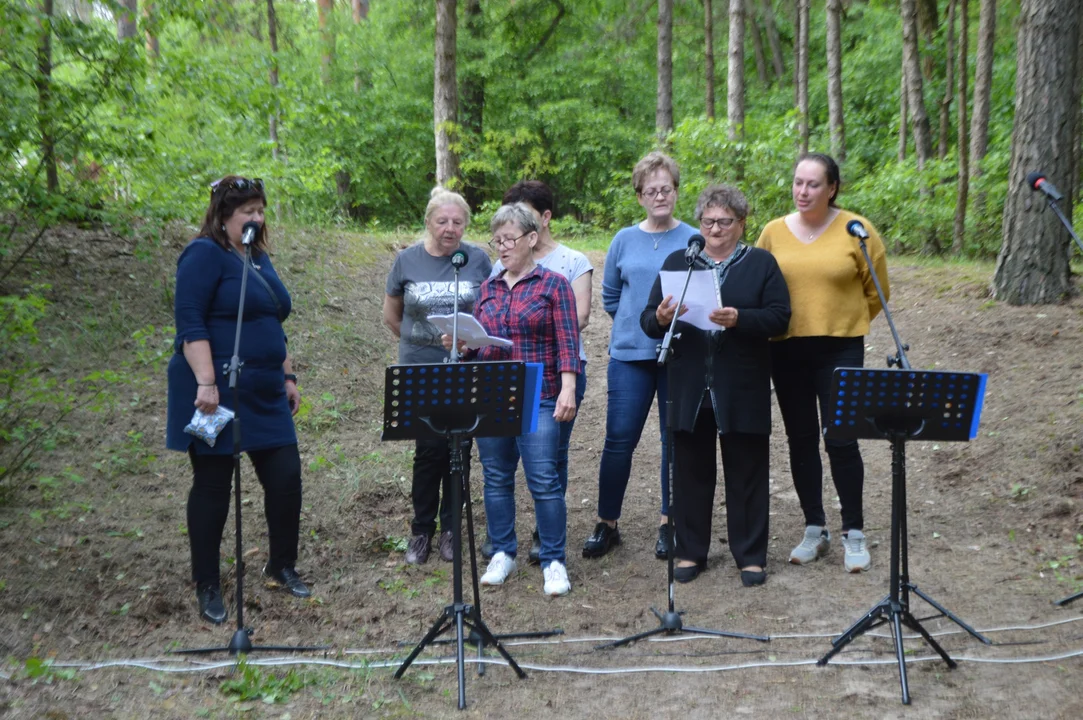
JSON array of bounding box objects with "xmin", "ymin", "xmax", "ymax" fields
[
  {"xmin": 789, "ymin": 526, "xmax": 830, "ymax": 565},
  {"xmin": 842, "ymin": 529, "xmax": 871, "ymax": 573},
  {"xmin": 542, "ymin": 561, "xmax": 571, "ymax": 597},
  {"xmin": 480, "ymin": 552, "xmax": 516, "ymax": 585}
]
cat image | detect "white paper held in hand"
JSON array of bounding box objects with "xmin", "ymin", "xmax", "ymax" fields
[
  {"xmin": 659, "ymin": 270, "xmax": 724, "ymax": 332},
  {"xmin": 428, "ymin": 312, "xmax": 514, "ymax": 350}
]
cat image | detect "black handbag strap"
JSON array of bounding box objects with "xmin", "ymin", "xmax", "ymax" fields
[{"xmin": 230, "ymin": 248, "xmax": 286, "ymax": 322}]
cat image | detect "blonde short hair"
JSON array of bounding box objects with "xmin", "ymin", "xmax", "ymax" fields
[
  {"xmin": 423, "ymin": 186, "xmax": 471, "ymax": 227},
  {"xmin": 631, "ymin": 151, "xmax": 680, "ymax": 193}
]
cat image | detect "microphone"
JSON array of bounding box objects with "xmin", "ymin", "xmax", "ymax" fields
[
  {"xmin": 240, "ymin": 221, "xmax": 261, "ymax": 246},
  {"xmin": 846, "ymin": 219, "xmax": 870, "ymax": 240},
  {"xmin": 1025, "ymin": 171, "xmax": 1064, "ymax": 201},
  {"xmin": 450, "ymin": 249, "xmax": 468, "ymax": 269},
  {"xmin": 685, "ymin": 233, "xmax": 705, "ymax": 263}
]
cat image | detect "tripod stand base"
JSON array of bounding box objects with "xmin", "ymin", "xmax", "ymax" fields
[
  {"xmin": 818, "ymin": 584, "xmax": 990, "ymax": 705},
  {"xmin": 395, "ymin": 602, "xmax": 526, "ymax": 710},
  {"xmin": 596, "ymin": 606, "xmax": 769, "ymax": 650},
  {"xmin": 172, "ymin": 626, "xmax": 329, "ymax": 656},
  {"xmin": 1055, "ymin": 589, "xmax": 1082, "ymax": 606}
]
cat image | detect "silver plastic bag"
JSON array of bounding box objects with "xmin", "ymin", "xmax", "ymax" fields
[{"xmin": 184, "ymin": 406, "xmax": 235, "ymax": 447}]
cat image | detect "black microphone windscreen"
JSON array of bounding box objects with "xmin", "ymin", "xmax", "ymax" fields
[
  {"xmin": 1025, "ymin": 171, "xmax": 1043, "ymax": 190},
  {"xmin": 450, "ymin": 249, "xmax": 468, "ymax": 269},
  {"xmin": 687, "ymin": 233, "xmax": 706, "ymax": 250},
  {"xmin": 241, "ymin": 221, "xmax": 261, "ymax": 245},
  {"xmin": 846, "ymin": 219, "xmax": 869, "ymax": 239}
]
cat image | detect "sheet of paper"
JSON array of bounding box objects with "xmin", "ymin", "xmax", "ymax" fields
[
  {"xmin": 659, "ymin": 270, "xmax": 723, "ymax": 332},
  {"xmin": 428, "ymin": 312, "xmax": 514, "ymax": 350}
]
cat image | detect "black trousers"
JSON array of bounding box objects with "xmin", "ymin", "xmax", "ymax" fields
[
  {"xmin": 411, "ymin": 436, "xmax": 472, "ymax": 537},
  {"xmin": 671, "ymin": 407, "xmax": 770, "ymax": 569},
  {"xmin": 187, "ymin": 444, "xmax": 302, "ymax": 587},
  {"xmin": 770, "ymin": 336, "xmax": 866, "ymax": 531}
]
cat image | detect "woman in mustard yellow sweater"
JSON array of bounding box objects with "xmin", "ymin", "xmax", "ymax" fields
[{"xmin": 756, "ymin": 153, "xmax": 889, "ymax": 574}]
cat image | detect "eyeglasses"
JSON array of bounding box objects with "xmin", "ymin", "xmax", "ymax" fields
[
  {"xmin": 210, "ymin": 177, "xmax": 264, "ymax": 194},
  {"xmin": 488, "ymin": 232, "xmax": 529, "ymax": 250},
  {"xmin": 639, "ymin": 186, "xmax": 674, "ymax": 199},
  {"xmin": 700, "ymin": 217, "xmax": 738, "ymax": 230}
]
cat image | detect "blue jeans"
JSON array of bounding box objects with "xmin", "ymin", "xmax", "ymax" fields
[
  {"xmin": 596, "ymin": 358, "xmax": 670, "ymax": 521},
  {"xmin": 556, "ymin": 367, "xmax": 588, "ymax": 496},
  {"xmin": 477, "ymin": 398, "xmax": 567, "ymax": 567}
]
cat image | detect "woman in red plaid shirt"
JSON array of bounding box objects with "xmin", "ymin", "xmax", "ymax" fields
[{"xmin": 457, "ymin": 203, "xmax": 581, "ymax": 597}]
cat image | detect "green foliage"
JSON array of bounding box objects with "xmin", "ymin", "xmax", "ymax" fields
[
  {"xmin": 0, "ymin": 0, "xmax": 1031, "ymax": 255},
  {"xmin": 219, "ymin": 659, "xmax": 310, "ymax": 704}
]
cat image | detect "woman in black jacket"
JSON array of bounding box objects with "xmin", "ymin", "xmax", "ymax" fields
[{"xmin": 641, "ymin": 185, "xmax": 790, "ymax": 587}]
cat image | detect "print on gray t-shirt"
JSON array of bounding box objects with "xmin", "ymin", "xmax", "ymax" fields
[{"xmin": 386, "ymin": 242, "xmax": 493, "ymax": 364}]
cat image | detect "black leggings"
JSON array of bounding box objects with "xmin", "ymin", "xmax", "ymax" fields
[
  {"xmin": 770, "ymin": 336, "xmax": 866, "ymax": 531},
  {"xmin": 187, "ymin": 444, "xmax": 302, "ymax": 587}
]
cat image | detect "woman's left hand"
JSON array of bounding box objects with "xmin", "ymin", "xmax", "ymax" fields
[
  {"xmin": 286, "ymin": 380, "xmax": 300, "ymax": 416},
  {"xmin": 709, "ymin": 306, "xmax": 739, "ymax": 329},
  {"xmin": 553, "ymin": 386, "xmax": 577, "ymax": 423}
]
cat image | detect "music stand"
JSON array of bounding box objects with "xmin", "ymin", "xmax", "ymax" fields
[
  {"xmin": 383, "ymin": 360, "xmax": 539, "ymax": 709},
  {"xmin": 817, "ymin": 367, "xmax": 992, "ymax": 704}
]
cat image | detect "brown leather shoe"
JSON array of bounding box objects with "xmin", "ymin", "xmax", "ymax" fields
[
  {"xmin": 405, "ymin": 533, "xmax": 431, "ymax": 565},
  {"xmin": 437, "ymin": 530, "xmax": 455, "ymax": 562}
]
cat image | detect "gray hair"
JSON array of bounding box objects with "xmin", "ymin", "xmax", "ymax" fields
[
  {"xmin": 694, "ymin": 184, "xmax": 749, "ymax": 222},
  {"xmin": 489, "ymin": 202, "xmax": 540, "ymax": 235},
  {"xmin": 424, "ymin": 186, "xmax": 471, "ymax": 226},
  {"xmin": 632, "ymin": 151, "xmax": 680, "ymax": 193}
]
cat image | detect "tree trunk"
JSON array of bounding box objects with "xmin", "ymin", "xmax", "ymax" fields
[
  {"xmin": 352, "ymin": 0, "xmax": 371, "ymax": 91},
  {"xmin": 657, "ymin": 0, "xmax": 674, "ymax": 138},
  {"xmin": 826, "ymin": 0, "xmax": 845, "ymax": 161},
  {"xmin": 318, "ymin": 0, "xmax": 335, "ymax": 86},
  {"xmin": 434, "ymin": 0, "xmax": 460, "ymax": 186},
  {"xmin": 797, "ymin": 0, "xmax": 809, "ymax": 154},
  {"xmin": 994, "ymin": 0, "xmax": 1082, "ymax": 304},
  {"xmin": 748, "ymin": 0, "xmax": 768, "ymax": 86},
  {"xmin": 952, "ymin": 0, "xmax": 969, "ymax": 254},
  {"xmin": 37, "ymin": 0, "xmax": 57, "ymax": 193},
  {"xmin": 939, "ymin": 0, "xmax": 956, "ymax": 159},
  {"xmin": 144, "ymin": 2, "xmax": 159, "ymax": 59},
  {"xmin": 898, "ymin": 63, "xmax": 908, "ymax": 161},
  {"xmin": 916, "ymin": 0, "xmax": 937, "ymax": 80},
  {"xmin": 901, "ymin": 0, "xmax": 933, "ymax": 167},
  {"xmin": 352, "ymin": 0, "xmax": 369, "ymax": 22},
  {"xmin": 760, "ymin": 0, "xmax": 784, "ymax": 82},
  {"xmin": 117, "ymin": 0, "xmax": 138, "ymax": 40},
  {"xmin": 969, "ymin": 0, "xmax": 995, "ymax": 176},
  {"xmin": 705, "ymin": 0, "xmax": 716, "ymax": 120},
  {"xmin": 793, "ymin": 0, "xmax": 801, "ymax": 104},
  {"xmin": 460, "ymin": 0, "xmax": 485, "ymax": 207},
  {"xmin": 267, "ymin": 0, "xmax": 284, "ymax": 165},
  {"xmin": 727, "ymin": 0, "xmax": 745, "ymax": 140}
]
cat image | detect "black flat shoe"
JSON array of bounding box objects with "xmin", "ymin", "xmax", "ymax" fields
[
  {"xmin": 264, "ymin": 566, "xmax": 312, "ymax": 598},
  {"xmin": 582, "ymin": 522, "xmax": 621, "ymax": 558},
  {"xmin": 196, "ymin": 583, "xmax": 227, "ymax": 625},
  {"xmin": 740, "ymin": 569, "xmax": 767, "ymax": 587},
  {"xmin": 674, "ymin": 561, "xmax": 706, "ymax": 584},
  {"xmin": 655, "ymin": 524, "xmax": 673, "ymax": 559},
  {"xmin": 528, "ymin": 527, "xmax": 541, "ymax": 565}
]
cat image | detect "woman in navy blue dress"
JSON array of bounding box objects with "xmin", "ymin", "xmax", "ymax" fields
[{"xmin": 166, "ymin": 176, "xmax": 308, "ymax": 625}]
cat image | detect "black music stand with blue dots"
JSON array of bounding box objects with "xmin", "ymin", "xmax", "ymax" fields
[
  {"xmin": 816, "ymin": 367, "xmax": 992, "ymax": 704},
  {"xmin": 382, "ymin": 360, "xmax": 545, "ymax": 710}
]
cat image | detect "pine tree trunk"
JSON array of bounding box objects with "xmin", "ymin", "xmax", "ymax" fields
[
  {"xmin": 267, "ymin": 0, "xmax": 284, "ymax": 165},
  {"xmin": 939, "ymin": 0, "xmax": 956, "ymax": 160},
  {"xmin": 952, "ymin": 0, "xmax": 969, "ymax": 254},
  {"xmin": 705, "ymin": 0, "xmax": 716, "ymax": 120},
  {"xmin": 793, "ymin": 0, "xmax": 801, "ymax": 104},
  {"xmin": 144, "ymin": 2, "xmax": 159, "ymax": 59},
  {"xmin": 117, "ymin": 0, "xmax": 138, "ymax": 40},
  {"xmin": 728, "ymin": 0, "xmax": 745, "ymax": 140},
  {"xmin": 898, "ymin": 63, "xmax": 908, "ymax": 161},
  {"xmin": 826, "ymin": 0, "xmax": 845, "ymax": 161},
  {"xmin": 797, "ymin": 0, "xmax": 809, "ymax": 154},
  {"xmin": 760, "ymin": 0, "xmax": 785, "ymax": 82},
  {"xmin": 657, "ymin": 0, "xmax": 674, "ymax": 138},
  {"xmin": 901, "ymin": 0, "xmax": 933, "ymax": 167},
  {"xmin": 460, "ymin": 0, "xmax": 485, "ymax": 207},
  {"xmin": 352, "ymin": 0, "xmax": 369, "ymax": 22},
  {"xmin": 434, "ymin": 0, "xmax": 460, "ymax": 186},
  {"xmin": 994, "ymin": 0, "xmax": 1082, "ymax": 304},
  {"xmin": 969, "ymin": 0, "xmax": 996, "ymax": 177},
  {"xmin": 748, "ymin": 0, "xmax": 768, "ymax": 86},
  {"xmin": 37, "ymin": 0, "xmax": 58, "ymax": 193},
  {"xmin": 318, "ymin": 0, "xmax": 335, "ymax": 85},
  {"xmin": 916, "ymin": 0, "xmax": 937, "ymax": 80}
]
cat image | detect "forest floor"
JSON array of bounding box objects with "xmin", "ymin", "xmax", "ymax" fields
[{"xmin": 0, "ymin": 223, "xmax": 1081, "ymax": 719}]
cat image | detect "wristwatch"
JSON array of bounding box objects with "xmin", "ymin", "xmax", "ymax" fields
[{"xmin": 284, "ymin": 373, "xmax": 298, "ymax": 384}]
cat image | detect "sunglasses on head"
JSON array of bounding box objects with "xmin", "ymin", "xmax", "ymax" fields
[{"xmin": 210, "ymin": 177, "xmax": 264, "ymax": 194}]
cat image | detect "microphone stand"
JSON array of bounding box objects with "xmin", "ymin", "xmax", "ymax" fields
[
  {"xmin": 174, "ymin": 238, "xmax": 324, "ymax": 657},
  {"xmin": 598, "ymin": 248, "xmax": 768, "ymax": 650},
  {"xmin": 1037, "ymin": 194, "xmax": 1083, "ymax": 257}
]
